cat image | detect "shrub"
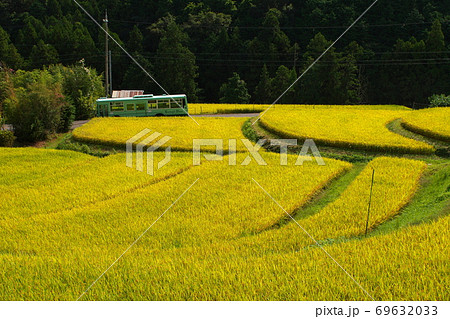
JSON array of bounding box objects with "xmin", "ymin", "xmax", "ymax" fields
[
  {"xmin": 0, "ymin": 130, "xmax": 15, "ymax": 146},
  {"xmin": 429, "ymin": 94, "xmax": 450, "ymax": 108},
  {"xmin": 0, "ymin": 66, "xmax": 14, "ymax": 115},
  {"xmin": 58, "ymin": 99, "xmax": 75, "ymax": 133},
  {"xmin": 7, "ymin": 81, "xmax": 72, "ymax": 142},
  {"xmin": 59, "ymin": 61, "xmax": 103, "ymax": 120},
  {"xmin": 219, "ymin": 73, "xmax": 251, "ymax": 104},
  {"xmin": 56, "ymin": 139, "xmax": 110, "ymax": 157}
]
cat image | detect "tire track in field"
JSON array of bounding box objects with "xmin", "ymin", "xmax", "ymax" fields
[{"xmin": 0, "ymin": 165, "xmax": 193, "ymax": 225}]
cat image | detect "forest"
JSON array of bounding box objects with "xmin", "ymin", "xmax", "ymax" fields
[{"xmin": 0, "ymin": 0, "xmax": 449, "ymax": 106}]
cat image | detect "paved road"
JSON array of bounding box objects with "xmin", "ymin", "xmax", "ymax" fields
[{"xmin": 71, "ymin": 120, "xmax": 90, "ymax": 129}]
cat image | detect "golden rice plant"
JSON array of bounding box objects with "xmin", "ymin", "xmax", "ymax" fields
[
  {"xmin": 0, "ymin": 148, "xmax": 441, "ymax": 301},
  {"xmin": 401, "ymin": 107, "xmax": 450, "ymax": 142},
  {"xmin": 0, "ymin": 147, "xmax": 91, "ymax": 186},
  {"xmin": 188, "ymin": 104, "xmax": 409, "ymax": 114},
  {"xmin": 260, "ymin": 107, "xmax": 434, "ymax": 154},
  {"xmin": 2, "ymin": 156, "xmax": 435, "ymax": 301},
  {"xmin": 189, "ymin": 103, "xmax": 266, "ymax": 114},
  {"xmin": 203, "ymin": 157, "xmax": 427, "ymax": 256},
  {"xmin": 2, "ymin": 214, "xmax": 446, "ymax": 300},
  {"xmin": 64, "ymin": 158, "xmax": 437, "ymax": 301},
  {"xmin": 109, "ymin": 214, "xmax": 446, "ymax": 301},
  {"xmin": 0, "ymin": 152, "xmax": 193, "ymax": 220},
  {"xmin": 0, "ymin": 152, "xmax": 350, "ymax": 254},
  {"xmin": 73, "ymin": 117, "xmax": 249, "ymax": 152}
]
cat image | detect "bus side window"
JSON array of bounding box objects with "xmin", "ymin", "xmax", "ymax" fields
[
  {"xmin": 126, "ymin": 103, "xmax": 135, "ymax": 111},
  {"xmin": 111, "ymin": 102, "xmax": 124, "ymax": 111},
  {"xmin": 171, "ymin": 99, "xmax": 182, "ymax": 108},
  {"xmin": 158, "ymin": 100, "xmax": 169, "ymax": 109},
  {"xmin": 148, "ymin": 101, "xmax": 157, "ymax": 109},
  {"xmin": 136, "ymin": 103, "xmax": 146, "ymax": 111}
]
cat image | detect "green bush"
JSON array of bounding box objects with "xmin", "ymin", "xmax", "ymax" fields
[
  {"xmin": 220, "ymin": 73, "xmax": 251, "ymax": 104},
  {"xmin": 6, "ymin": 81, "xmax": 72, "ymax": 142},
  {"xmin": 429, "ymin": 94, "xmax": 450, "ymax": 108},
  {"xmin": 56, "ymin": 139, "xmax": 111, "ymax": 157},
  {"xmin": 0, "ymin": 130, "xmax": 15, "ymax": 147},
  {"xmin": 58, "ymin": 99, "xmax": 75, "ymax": 133},
  {"xmin": 56, "ymin": 61, "xmax": 103, "ymax": 120},
  {"xmin": 241, "ymin": 119, "xmax": 260, "ymax": 143}
]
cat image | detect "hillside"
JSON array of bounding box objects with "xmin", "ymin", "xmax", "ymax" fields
[{"xmin": 0, "ymin": 0, "xmax": 449, "ymax": 104}]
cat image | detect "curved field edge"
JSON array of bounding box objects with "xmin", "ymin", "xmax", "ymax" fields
[
  {"xmin": 370, "ymin": 162, "xmax": 450, "ymax": 236},
  {"xmin": 0, "ymin": 148, "xmax": 94, "ymax": 186},
  {"xmin": 0, "ymin": 155, "xmax": 442, "ymax": 300},
  {"xmin": 0, "ymin": 152, "xmax": 194, "ymax": 220},
  {"xmin": 8, "ymin": 215, "xmax": 446, "ymax": 301},
  {"xmin": 386, "ymin": 119, "xmax": 448, "ymax": 148},
  {"xmin": 308, "ymin": 162, "xmax": 450, "ymax": 247},
  {"xmin": 265, "ymin": 163, "xmax": 365, "ymax": 231},
  {"xmin": 259, "ymin": 113, "xmax": 434, "ymax": 155},
  {"xmin": 401, "ymin": 120, "xmax": 450, "ymax": 143},
  {"xmin": 251, "ymin": 157, "xmax": 428, "ymax": 249},
  {"xmin": 71, "ymin": 117, "xmax": 248, "ymax": 152},
  {"xmin": 68, "ymin": 207, "xmax": 447, "ymax": 301},
  {"xmin": 399, "ymin": 107, "xmax": 450, "ymax": 143},
  {"xmin": 293, "ymin": 163, "xmax": 367, "ymax": 222},
  {"xmin": 0, "ymin": 153, "xmax": 352, "ymax": 256}
]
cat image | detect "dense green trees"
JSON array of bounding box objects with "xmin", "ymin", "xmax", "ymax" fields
[
  {"xmin": 0, "ymin": 0, "xmax": 448, "ymax": 105},
  {"xmin": 254, "ymin": 64, "xmax": 272, "ymax": 103},
  {"xmin": 2, "ymin": 63, "xmax": 103, "ymax": 142},
  {"xmin": 29, "ymin": 40, "xmax": 59, "ymax": 69},
  {"xmin": 154, "ymin": 16, "xmax": 199, "ymax": 101},
  {"xmin": 429, "ymin": 94, "xmax": 450, "ymax": 107},
  {"xmin": 0, "ymin": 27, "xmax": 22, "ymax": 69},
  {"xmin": 5, "ymin": 71, "xmax": 72, "ymax": 142},
  {"xmin": 57, "ymin": 61, "xmax": 104, "ymax": 120},
  {"xmin": 220, "ymin": 72, "xmax": 250, "ymax": 103}
]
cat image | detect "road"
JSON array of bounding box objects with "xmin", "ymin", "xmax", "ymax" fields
[{"xmin": 71, "ymin": 120, "xmax": 90, "ymax": 129}]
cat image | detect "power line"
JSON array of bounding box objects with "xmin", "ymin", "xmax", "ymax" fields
[
  {"xmin": 108, "ymin": 18, "xmax": 449, "ymax": 30},
  {"xmin": 109, "ymin": 52, "xmax": 450, "ymax": 64}
]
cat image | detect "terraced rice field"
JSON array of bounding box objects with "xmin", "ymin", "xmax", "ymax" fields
[
  {"xmin": 260, "ymin": 107, "xmax": 434, "ymax": 154},
  {"xmin": 0, "ymin": 104, "xmax": 448, "ymax": 301},
  {"xmin": 73, "ymin": 117, "xmax": 249, "ymax": 152},
  {"xmin": 401, "ymin": 107, "xmax": 450, "ymax": 142}
]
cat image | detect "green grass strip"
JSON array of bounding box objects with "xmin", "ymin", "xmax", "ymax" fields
[{"xmin": 370, "ymin": 163, "xmax": 450, "ymax": 235}]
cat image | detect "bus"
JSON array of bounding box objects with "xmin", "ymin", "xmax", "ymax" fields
[{"xmin": 95, "ymin": 94, "xmax": 189, "ymax": 117}]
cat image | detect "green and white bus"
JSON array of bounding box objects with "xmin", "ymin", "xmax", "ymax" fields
[{"xmin": 96, "ymin": 94, "xmax": 188, "ymax": 117}]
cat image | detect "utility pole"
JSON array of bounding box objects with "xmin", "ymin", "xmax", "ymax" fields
[
  {"xmin": 103, "ymin": 10, "xmax": 109, "ymax": 97},
  {"xmin": 109, "ymin": 50, "xmax": 112, "ymax": 96}
]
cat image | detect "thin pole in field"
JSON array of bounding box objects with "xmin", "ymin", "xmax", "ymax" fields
[{"xmin": 365, "ymin": 169, "xmax": 375, "ymax": 236}]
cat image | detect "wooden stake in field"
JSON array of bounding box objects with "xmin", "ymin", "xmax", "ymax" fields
[{"xmin": 365, "ymin": 169, "xmax": 375, "ymax": 236}]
